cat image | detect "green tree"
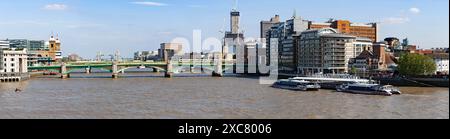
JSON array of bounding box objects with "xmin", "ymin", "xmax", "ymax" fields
[
  {"xmin": 350, "ymin": 66, "xmax": 357, "ymax": 75},
  {"xmin": 398, "ymin": 53, "xmax": 437, "ymax": 76}
]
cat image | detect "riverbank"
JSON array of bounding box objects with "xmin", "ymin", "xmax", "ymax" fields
[{"xmin": 374, "ymin": 77, "xmax": 449, "ymax": 87}]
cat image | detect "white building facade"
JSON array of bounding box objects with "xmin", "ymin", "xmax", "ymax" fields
[
  {"xmin": 432, "ymin": 54, "xmax": 449, "ymax": 74},
  {"xmin": 436, "ymin": 59, "xmax": 449, "ymax": 74},
  {"xmin": 0, "ymin": 40, "xmax": 9, "ymax": 49},
  {"xmin": 0, "ymin": 48, "xmax": 28, "ymax": 73}
]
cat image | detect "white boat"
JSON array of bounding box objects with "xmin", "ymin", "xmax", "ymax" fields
[
  {"xmin": 138, "ymin": 65, "xmax": 146, "ymax": 69},
  {"xmin": 336, "ymin": 83, "xmax": 402, "ymax": 96},
  {"xmin": 272, "ymin": 79, "xmax": 321, "ymax": 91}
]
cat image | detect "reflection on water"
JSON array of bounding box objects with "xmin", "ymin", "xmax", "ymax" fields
[{"xmin": 0, "ymin": 73, "xmax": 448, "ymax": 119}]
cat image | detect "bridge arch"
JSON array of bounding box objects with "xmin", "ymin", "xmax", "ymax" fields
[{"xmin": 117, "ymin": 66, "xmax": 166, "ymax": 73}]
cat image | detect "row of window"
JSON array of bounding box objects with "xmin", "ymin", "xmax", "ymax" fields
[
  {"xmin": 4, "ymin": 63, "xmax": 15, "ymax": 67},
  {"xmin": 2, "ymin": 54, "xmax": 24, "ymax": 57},
  {"xmin": 4, "ymin": 58, "xmax": 17, "ymax": 62},
  {"xmin": 3, "ymin": 69, "xmax": 15, "ymax": 72}
]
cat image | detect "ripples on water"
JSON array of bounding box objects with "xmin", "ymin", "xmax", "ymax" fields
[{"xmin": 0, "ymin": 73, "xmax": 448, "ymax": 119}]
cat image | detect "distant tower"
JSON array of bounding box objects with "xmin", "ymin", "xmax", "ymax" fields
[
  {"xmin": 223, "ymin": 0, "xmax": 244, "ymax": 60},
  {"xmin": 293, "ymin": 9, "xmax": 297, "ymax": 18},
  {"xmin": 230, "ymin": 0, "xmax": 240, "ymax": 34},
  {"xmin": 48, "ymin": 33, "xmax": 62, "ymax": 61},
  {"xmin": 402, "ymin": 38, "xmax": 409, "ymax": 47}
]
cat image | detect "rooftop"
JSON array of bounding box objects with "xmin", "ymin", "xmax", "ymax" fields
[
  {"xmin": 320, "ymin": 33, "xmax": 356, "ymax": 38},
  {"xmin": 426, "ymin": 53, "xmax": 449, "ymax": 60}
]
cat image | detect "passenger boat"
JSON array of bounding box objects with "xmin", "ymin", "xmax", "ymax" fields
[
  {"xmin": 290, "ymin": 74, "xmax": 371, "ymax": 89},
  {"xmin": 272, "ymin": 79, "xmax": 321, "ymax": 91},
  {"xmin": 336, "ymin": 83, "xmax": 402, "ymax": 96}
]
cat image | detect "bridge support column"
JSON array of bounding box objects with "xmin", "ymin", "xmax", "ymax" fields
[
  {"xmin": 212, "ymin": 58, "xmax": 223, "ymax": 77},
  {"xmin": 60, "ymin": 62, "xmax": 68, "ymax": 79},
  {"xmin": 112, "ymin": 61, "xmax": 119, "ymax": 79},
  {"xmin": 85, "ymin": 67, "xmax": 91, "ymax": 74},
  {"xmin": 165, "ymin": 61, "xmax": 173, "ymax": 78},
  {"xmin": 153, "ymin": 68, "xmax": 159, "ymax": 72}
]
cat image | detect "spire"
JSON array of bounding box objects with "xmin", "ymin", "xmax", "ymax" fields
[
  {"xmin": 56, "ymin": 33, "xmax": 61, "ymax": 43},
  {"xmin": 49, "ymin": 31, "xmax": 56, "ymax": 41},
  {"xmin": 293, "ymin": 9, "xmax": 297, "ymax": 19},
  {"xmin": 232, "ymin": 0, "xmax": 238, "ymax": 12}
]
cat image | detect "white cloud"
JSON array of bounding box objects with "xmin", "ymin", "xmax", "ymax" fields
[
  {"xmin": 409, "ymin": 7, "xmax": 421, "ymax": 14},
  {"xmin": 130, "ymin": 1, "xmax": 168, "ymax": 6},
  {"xmin": 382, "ymin": 17, "xmax": 411, "ymax": 24},
  {"xmin": 43, "ymin": 4, "xmax": 68, "ymax": 10}
]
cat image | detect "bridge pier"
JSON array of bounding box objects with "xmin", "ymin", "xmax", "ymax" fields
[
  {"xmin": 112, "ymin": 61, "xmax": 119, "ymax": 79},
  {"xmin": 112, "ymin": 73, "xmax": 119, "ymax": 78},
  {"xmin": 165, "ymin": 61, "xmax": 173, "ymax": 78},
  {"xmin": 153, "ymin": 68, "xmax": 159, "ymax": 72},
  {"xmin": 212, "ymin": 58, "xmax": 223, "ymax": 77},
  {"xmin": 85, "ymin": 67, "xmax": 91, "ymax": 74},
  {"xmin": 60, "ymin": 63, "xmax": 68, "ymax": 79}
]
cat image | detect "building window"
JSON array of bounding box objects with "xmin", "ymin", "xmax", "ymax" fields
[
  {"xmin": 11, "ymin": 69, "xmax": 14, "ymax": 72},
  {"xmin": 11, "ymin": 63, "xmax": 14, "ymax": 67},
  {"xmin": 11, "ymin": 58, "xmax": 14, "ymax": 61}
]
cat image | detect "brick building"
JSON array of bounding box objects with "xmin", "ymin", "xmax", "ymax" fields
[{"xmin": 309, "ymin": 19, "xmax": 378, "ymax": 42}]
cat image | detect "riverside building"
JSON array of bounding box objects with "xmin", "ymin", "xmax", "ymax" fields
[
  {"xmin": 0, "ymin": 48, "xmax": 29, "ymax": 82},
  {"xmin": 297, "ymin": 28, "xmax": 367, "ymax": 74}
]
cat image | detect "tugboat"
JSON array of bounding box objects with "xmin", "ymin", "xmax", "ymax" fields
[
  {"xmin": 336, "ymin": 83, "xmax": 402, "ymax": 96},
  {"xmin": 272, "ymin": 79, "xmax": 321, "ymax": 91}
]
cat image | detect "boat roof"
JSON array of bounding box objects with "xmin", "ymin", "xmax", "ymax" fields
[
  {"xmin": 292, "ymin": 77, "xmax": 370, "ymax": 83},
  {"xmin": 347, "ymin": 83, "xmax": 380, "ymax": 87},
  {"xmin": 278, "ymin": 79, "xmax": 311, "ymax": 83}
]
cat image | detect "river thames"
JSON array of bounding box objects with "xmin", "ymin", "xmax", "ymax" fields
[{"xmin": 0, "ymin": 73, "xmax": 448, "ymax": 119}]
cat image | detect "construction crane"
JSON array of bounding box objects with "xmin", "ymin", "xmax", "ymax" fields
[{"xmin": 96, "ymin": 52, "xmax": 104, "ymax": 62}]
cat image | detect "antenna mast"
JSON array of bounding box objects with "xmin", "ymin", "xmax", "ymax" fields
[{"xmin": 232, "ymin": 0, "xmax": 238, "ymax": 11}]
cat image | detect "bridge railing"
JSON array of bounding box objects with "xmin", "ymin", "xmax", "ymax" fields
[{"xmin": 28, "ymin": 60, "xmax": 244, "ymax": 69}]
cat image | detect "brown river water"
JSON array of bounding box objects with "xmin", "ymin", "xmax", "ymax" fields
[{"xmin": 0, "ymin": 73, "xmax": 448, "ymax": 119}]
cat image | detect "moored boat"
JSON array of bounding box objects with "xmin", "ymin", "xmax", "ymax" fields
[
  {"xmin": 336, "ymin": 83, "xmax": 402, "ymax": 96},
  {"xmin": 272, "ymin": 79, "xmax": 321, "ymax": 91}
]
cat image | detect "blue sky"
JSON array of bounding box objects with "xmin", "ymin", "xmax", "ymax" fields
[{"xmin": 0, "ymin": 0, "xmax": 448, "ymax": 58}]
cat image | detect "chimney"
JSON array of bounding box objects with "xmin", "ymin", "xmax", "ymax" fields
[
  {"xmin": 373, "ymin": 43, "xmax": 386, "ymax": 64},
  {"xmin": 271, "ymin": 15, "xmax": 280, "ymax": 23}
]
